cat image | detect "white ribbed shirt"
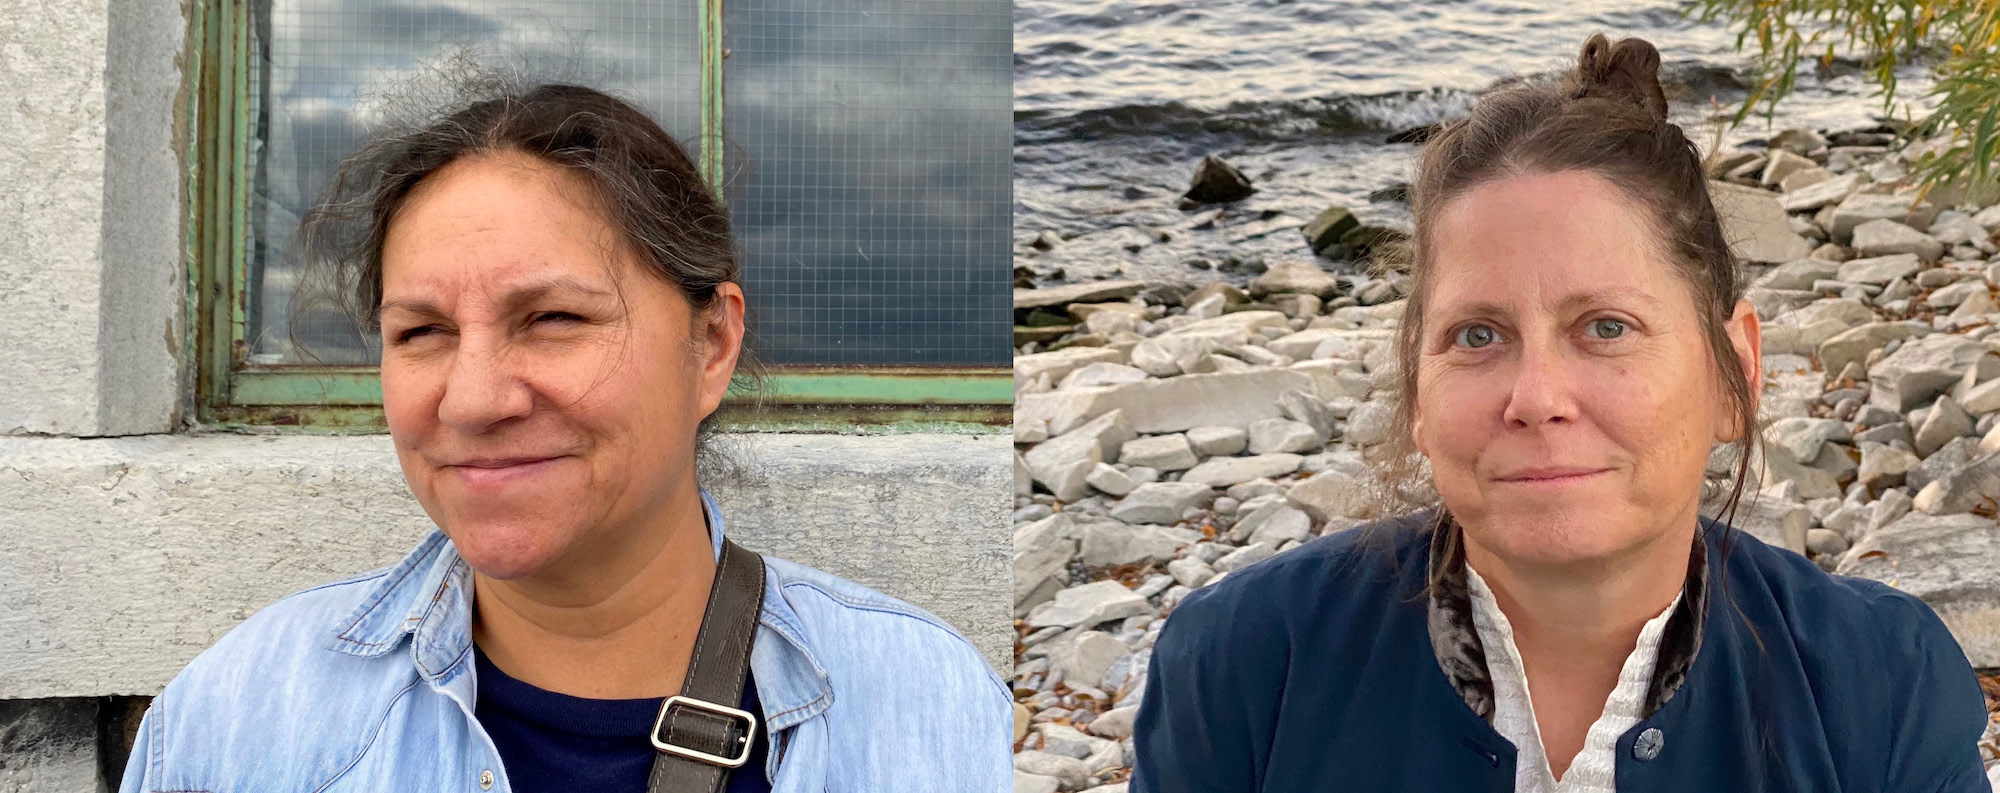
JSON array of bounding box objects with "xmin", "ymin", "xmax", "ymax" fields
[{"xmin": 1465, "ymin": 563, "xmax": 1683, "ymax": 793}]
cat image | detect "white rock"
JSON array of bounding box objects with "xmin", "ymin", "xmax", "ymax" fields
[
  {"xmin": 1286, "ymin": 471, "xmax": 1373, "ymax": 521},
  {"xmin": 1025, "ymin": 580, "xmax": 1152, "ymax": 630},
  {"xmin": 1710, "ymin": 180, "xmax": 1815, "ymax": 263},
  {"xmin": 1015, "ymin": 514, "xmax": 1083, "ymax": 610},
  {"xmin": 1167, "ymin": 557, "xmax": 1215, "ymax": 588},
  {"xmin": 1026, "ymin": 410, "xmax": 1139, "ymax": 501},
  {"xmin": 1930, "ymin": 211, "xmax": 1992, "ymax": 248},
  {"xmin": 1017, "ymin": 347, "xmax": 1125, "ymax": 390},
  {"xmin": 1850, "ymin": 219, "xmax": 1943, "ymax": 262},
  {"xmin": 1779, "ymin": 172, "xmax": 1866, "ymax": 212},
  {"xmin": 1213, "ymin": 542, "xmax": 1276, "ymax": 573},
  {"xmin": 1014, "ymin": 752, "xmax": 1090, "ymax": 791},
  {"xmin": 1108, "ymin": 481, "xmax": 1214, "ymax": 524},
  {"xmin": 1094, "ymin": 369, "xmax": 1320, "ymax": 434},
  {"xmin": 1014, "ymin": 770, "xmax": 1062, "ymax": 793},
  {"xmin": 1047, "ymin": 631, "xmax": 1128, "ymax": 689},
  {"xmin": 1180, "ymin": 453, "xmax": 1305, "ymax": 488},
  {"xmin": 1915, "ymin": 396, "xmax": 1975, "ymax": 458},
  {"xmin": 1869, "ymin": 333, "xmax": 1992, "ymax": 412},
  {"xmin": 1060, "ymin": 361, "xmax": 1152, "ymax": 390},
  {"xmin": 1829, "ymin": 192, "xmax": 1935, "ymax": 240},
  {"xmin": 1186, "ymin": 425, "xmax": 1248, "ymax": 456},
  {"xmin": 1835, "ymin": 253, "xmax": 1923, "ymax": 286},
  {"xmin": 1084, "ymin": 463, "xmax": 1137, "ymax": 497},
  {"xmin": 1818, "ymin": 321, "xmax": 1924, "ymax": 375},
  {"xmin": 1118, "ymin": 434, "xmax": 1198, "ymax": 471},
  {"xmin": 1081, "ymin": 521, "xmax": 1201, "ymax": 568},
  {"xmin": 1836, "ymin": 511, "xmax": 2000, "ymax": 666},
  {"xmin": 1764, "ymin": 417, "xmax": 1852, "ymax": 463},
  {"xmin": 1248, "ymin": 418, "xmax": 1323, "ymax": 454}
]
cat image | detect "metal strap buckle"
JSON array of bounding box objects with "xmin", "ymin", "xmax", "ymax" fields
[{"xmin": 650, "ymin": 695, "xmax": 758, "ymax": 768}]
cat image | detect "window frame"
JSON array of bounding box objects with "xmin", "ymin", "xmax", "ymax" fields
[{"xmin": 184, "ymin": 0, "xmax": 1011, "ymax": 433}]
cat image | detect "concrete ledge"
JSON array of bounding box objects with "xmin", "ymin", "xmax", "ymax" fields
[{"xmin": 0, "ymin": 432, "xmax": 1009, "ymax": 698}]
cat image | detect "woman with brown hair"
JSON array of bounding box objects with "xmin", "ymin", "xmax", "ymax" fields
[{"xmin": 1129, "ymin": 34, "xmax": 1989, "ymax": 792}]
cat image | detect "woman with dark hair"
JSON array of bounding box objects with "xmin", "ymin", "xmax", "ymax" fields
[
  {"xmin": 117, "ymin": 83, "xmax": 1008, "ymax": 792},
  {"xmin": 1129, "ymin": 35, "xmax": 1990, "ymax": 793}
]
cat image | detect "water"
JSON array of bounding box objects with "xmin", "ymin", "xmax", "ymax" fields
[{"xmin": 1014, "ymin": 0, "xmax": 1940, "ymax": 286}]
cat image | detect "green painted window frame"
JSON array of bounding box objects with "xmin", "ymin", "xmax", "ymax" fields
[{"xmin": 183, "ymin": 0, "xmax": 1010, "ymax": 433}]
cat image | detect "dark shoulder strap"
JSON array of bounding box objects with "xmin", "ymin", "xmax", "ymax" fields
[{"xmin": 648, "ymin": 539, "xmax": 766, "ymax": 792}]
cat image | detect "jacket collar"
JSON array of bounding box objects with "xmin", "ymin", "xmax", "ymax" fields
[
  {"xmin": 1424, "ymin": 509, "xmax": 1712, "ymax": 722},
  {"xmin": 322, "ymin": 488, "xmax": 834, "ymax": 732}
]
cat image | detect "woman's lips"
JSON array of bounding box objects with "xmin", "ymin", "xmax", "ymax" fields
[
  {"xmin": 1495, "ymin": 468, "xmax": 1609, "ymax": 489},
  {"xmin": 447, "ymin": 457, "xmax": 566, "ymax": 488}
]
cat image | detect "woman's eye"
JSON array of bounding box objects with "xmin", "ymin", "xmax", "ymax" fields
[
  {"xmin": 395, "ymin": 326, "xmax": 436, "ymax": 343},
  {"xmin": 1589, "ymin": 318, "xmax": 1628, "ymax": 339},
  {"xmin": 534, "ymin": 312, "xmax": 583, "ymax": 325},
  {"xmin": 1455, "ymin": 324, "xmax": 1496, "ymax": 349}
]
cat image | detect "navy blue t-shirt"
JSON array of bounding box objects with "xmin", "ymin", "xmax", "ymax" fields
[{"xmin": 473, "ymin": 647, "xmax": 772, "ymax": 793}]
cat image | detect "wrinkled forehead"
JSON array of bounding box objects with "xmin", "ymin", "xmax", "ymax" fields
[{"xmin": 1420, "ymin": 170, "xmax": 1689, "ymax": 320}]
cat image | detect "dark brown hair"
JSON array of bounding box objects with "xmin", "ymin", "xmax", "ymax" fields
[
  {"xmin": 293, "ymin": 76, "xmax": 760, "ymax": 476},
  {"xmin": 1371, "ymin": 33, "xmax": 1763, "ymax": 579}
]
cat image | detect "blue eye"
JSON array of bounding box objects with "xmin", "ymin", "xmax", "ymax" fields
[
  {"xmin": 1456, "ymin": 324, "xmax": 1496, "ymax": 348},
  {"xmin": 1589, "ymin": 318, "xmax": 1628, "ymax": 339}
]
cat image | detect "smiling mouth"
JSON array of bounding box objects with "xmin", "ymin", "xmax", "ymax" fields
[
  {"xmin": 446, "ymin": 456, "xmax": 566, "ymax": 487},
  {"xmin": 1496, "ymin": 469, "xmax": 1608, "ymax": 485}
]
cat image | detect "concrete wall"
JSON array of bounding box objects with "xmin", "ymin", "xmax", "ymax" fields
[{"xmin": 0, "ymin": 0, "xmax": 1011, "ymax": 788}]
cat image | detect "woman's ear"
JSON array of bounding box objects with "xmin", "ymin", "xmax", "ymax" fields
[
  {"xmin": 695, "ymin": 282, "xmax": 746, "ymax": 417},
  {"xmin": 1717, "ymin": 297, "xmax": 1761, "ymax": 443}
]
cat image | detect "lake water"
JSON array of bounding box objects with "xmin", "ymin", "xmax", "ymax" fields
[{"xmin": 1014, "ymin": 0, "xmax": 1939, "ymax": 285}]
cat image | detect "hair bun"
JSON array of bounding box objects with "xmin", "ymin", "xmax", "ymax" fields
[{"xmin": 1569, "ymin": 33, "xmax": 1669, "ymax": 124}]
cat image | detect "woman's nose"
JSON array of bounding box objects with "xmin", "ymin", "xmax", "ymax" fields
[
  {"xmin": 436, "ymin": 337, "xmax": 534, "ymax": 434},
  {"xmin": 1500, "ymin": 336, "xmax": 1581, "ymax": 429}
]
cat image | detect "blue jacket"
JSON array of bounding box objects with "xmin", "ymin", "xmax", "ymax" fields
[
  {"xmin": 1132, "ymin": 509, "xmax": 1991, "ymax": 792},
  {"xmin": 118, "ymin": 490, "xmax": 1010, "ymax": 792}
]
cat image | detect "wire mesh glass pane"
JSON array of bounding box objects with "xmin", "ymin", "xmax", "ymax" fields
[
  {"xmin": 722, "ymin": 0, "xmax": 1012, "ymax": 365},
  {"xmin": 245, "ymin": 0, "xmax": 700, "ymax": 365}
]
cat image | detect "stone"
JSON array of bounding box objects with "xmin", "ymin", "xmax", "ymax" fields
[
  {"xmin": 1287, "ymin": 471, "xmax": 1373, "ymax": 521},
  {"xmin": 1834, "ymin": 253, "xmax": 1922, "ymax": 286},
  {"xmin": 1167, "ymin": 557, "xmax": 1215, "ymax": 588},
  {"xmin": 1250, "ymin": 260, "xmax": 1342, "ymax": 299},
  {"xmin": 1248, "ymin": 418, "xmax": 1323, "ymax": 454},
  {"xmin": 1849, "ymin": 219, "xmax": 1944, "ymax": 262},
  {"xmin": 1817, "ymin": 321, "xmax": 1923, "ymax": 376},
  {"xmin": 1229, "ymin": 500, "xmax": 1311, "ymax": 544},
  {"xmin": 1025, "ymin": 580, "xmax": 1152, "ymax": 630},
  {"xmin": 1932, "ymin": 210, "xmax": 1993, "ymax": 247},
  {"xmin": 1302, "ymin": 206, "xmax": 1361, "ymax": 254},
  {"xmin": 1093, "ymin": 369, "xmax": 1320, "ymax": 434},
  {"xmin": 1763, "ymin": 417, "xmax": 1851, "ymax": 464},
  {"xmin": 1915, "ymin": 396, "xmax": 1975, "ymax": 458},
  {"xmin": 1830, "ymin": 192, "xmax": 1937, "ymax": 240},
  {"xmin": 1087, "ymin": 705, "xmax": 1140, "ymax": 740},
  {"xmin": 1277, "ymin": 390, "xmax": 1338, "ymax": 439},
  {"xmin": 1926, "ymin": 281, "xmax": 1988, "ymax": 309},
  {"xmin": 1060, "ymin": 362, "xmax": 1151, "ymax": 390},
  {"xmin": 1081, "ymin": 521, "xmax": 1201, "ymax": 568},
  {"xmin": 1343, "ymin": 400, "xmax": 1396, "ymax": 447},
  {"xmin": 1214, "ymin": 542, "xmax": 1276, "ymax": 573},
  {"xmin": 1108, "ymin": 481, "xmax": 1214, "ymax": 524},
  {"xmin": 1085, "ymin": 463, "xmax": 1137, "ymax": 497},
  {"xmin": 1769, "ymin": 128, "xmax": 1828, "ymax": 156},
  {"xmin": 1015, "ymin": 514, "xmax": 1087, "ymax": 608},
  {"xmin": 1909, "ymin": 436, "xmax": 1983, "ymax": 493},
  {"xmin": 1026, "ymin": 411, "xmax": 1139, "ymax": 501},
  {"xmin": 1047, "ymin": 631, "xmax": 1128, "ymax": 690},
  {"xmin": 1836, "ymin": 511, "xmax": 2000, "ymax": 666},
  {"xmin": 1962, "ymin": 377, "xmax": 2000, "ymax": 416},
  {"xmin": 1127, "ymin": 329, "xmax": 1239, "ymax": 377},
  {"xmin": 1186, "ymin": 425, "xmax": 1248, "ymax": 456},
  {"xmin": 1184, "ymin": 154, "xmax": 1255, "ymax": 204},
  {"xmin": 1857, "ymin": 442, "xmax": 1920, "ymax": 491},
  {"xmin": 1805, "ymin": 527, "xmax": 1850, "ymax": 557},
  {"xmin": 1015, "ymin": 280, "xmax": 1147, "ymax": 311},
  {"xmin": 1759, "ymin": 150, "xmax": 1816, "ymax": 187},
  {"xmin": 1779, "ymin": 173, "xmax": 1866, "ymax": 212},
  {"xmin": 1117, "ymin": 434, "xmax": 1198, "ymax": 471},
  {"xmin": 1015, "ymin": 752, "xmax": 1090, "ymax": 791},
  {"xmin": 1709, "ymin": 180, "xmax": 1815, "ymax": 263},
  {"xmin": 1730, "ymin": 497, "xmax": 1813, "ymax": 554},
  {"xmin": 1779, "ymin": 166, "xmax": 1834, "ymax": 193},
  {"xmin": 1869, "ymin": 333, "xmax": 1991, "ymax": 412},
  {"xmin": 1755, "ymin": 259, "xmax": 1842, "ymax": 291},
  {"xmin": 1180, "ymin": 453, "xmax": 1304, "ymax": 488},
  {"xmin": 1912, "ymin": 449, "xmax": 2000, "ymax": 516},
  {"xmin": 1018, "ymin": 347, "xmax": 1124, "ymax": 388}
]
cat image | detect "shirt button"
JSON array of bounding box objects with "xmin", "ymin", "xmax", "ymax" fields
[
  {"xmin": 479, "ymin": 769, "xmax": 494, "ymax": 790},
  {"xmin": 1633, "ymin": 727, "xmax": 1664, "ymax": 761}
]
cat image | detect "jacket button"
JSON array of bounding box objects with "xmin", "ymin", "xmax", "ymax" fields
[
  {"xmin": 1633, "ymin": 727, "xmax": 1664, "ymax": 761},
  {"xmin": 479, "ymin": 769, "xmax": 494, "ymax": 790}
]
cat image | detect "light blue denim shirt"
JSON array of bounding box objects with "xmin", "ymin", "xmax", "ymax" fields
[{"xmin": 118, "ymin": 490, "xmax": 1009, "ymax": 792}]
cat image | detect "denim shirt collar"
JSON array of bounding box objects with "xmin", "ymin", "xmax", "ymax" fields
[{"xmin": 320, "ymin": 488, "xmax": 834, "ymax": 733}]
